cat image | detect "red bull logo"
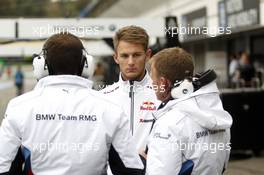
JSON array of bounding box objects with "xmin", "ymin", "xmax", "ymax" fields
[{"xmin": 140, "ymin": 101, "xmax": 156, "ymax": 111}]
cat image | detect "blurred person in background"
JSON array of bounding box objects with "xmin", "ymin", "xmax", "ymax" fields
[
  {"xmin": 237, "ymin": 52, "xmax": 256, "ymax": 87},
  {"xmin": 145, "ymin": 47, "xmax": 232, "ymax": 175},
  {"xmin": 92, "ymin": 62, "xmax": 106, "ymax": 90},
  {"xmin": 14, "ymin": 65, "xmax": 24, "ymax": 96},
  {"xmin": 6, "ymin": 65, "xmax": 12, "ymax": 79},
  {"xmin": 228, "ymin": 53, "xmax": 239, "ymax": 88},
  {"xmin": 0, "ymin": 60, "xmax": 4, "ymax": 77}
]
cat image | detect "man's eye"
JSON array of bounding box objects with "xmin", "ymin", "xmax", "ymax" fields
[
  {"xmin": 120, "ymin": 54, "xmax": 128, "ymax": 58},
  {"xmin": 134, "ymin": 53, "xmax": 142, "ymax": 57}
]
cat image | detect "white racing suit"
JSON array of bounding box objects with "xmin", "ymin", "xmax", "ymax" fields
[
  {"xmin": 0, "ymin": 75, "xmax": 144, "ymax": 175},
  {"xmin": 146, "ymin": 81, "xmax": 233, "ymax": 175},
  {"xmin": 101, "ymin": 72, "xmax": 160, "ymax": 151}
]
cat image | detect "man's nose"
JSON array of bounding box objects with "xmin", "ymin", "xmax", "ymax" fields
[{"xmin": 128, "ymin": 56, "xmax": 135, "ymax": 65}]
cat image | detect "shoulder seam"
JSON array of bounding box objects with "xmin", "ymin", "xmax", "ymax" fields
[{"xmin": 103, "ymin": 86, "xmax": 120, "ymax": 94}]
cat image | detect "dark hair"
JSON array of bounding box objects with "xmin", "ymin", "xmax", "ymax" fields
[
  {"xmin": 43, "ymin": 32, "xmax": 84, "ymax": 75},
  {"xmin": 151, "ymin": 47, "xmax": 194, "ymax": 83}
]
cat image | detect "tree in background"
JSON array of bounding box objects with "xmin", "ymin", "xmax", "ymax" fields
[{"xmin": 0, "ymin": 0, "xmax": 93, "ymax": 18}]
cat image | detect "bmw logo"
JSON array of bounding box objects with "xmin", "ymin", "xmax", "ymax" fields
[{"xmin": 109, "ymin": 24, "xmax": 116, "ymax": 32}]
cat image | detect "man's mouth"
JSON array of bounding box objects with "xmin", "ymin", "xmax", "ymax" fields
[{"xmin": 126, "ymin": 68, "xmax": 137, "ymax": 72}]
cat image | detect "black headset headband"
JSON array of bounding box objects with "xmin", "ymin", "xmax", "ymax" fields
[
  {"xmin": 193, "ymin": 69, "xmax": 217, "ymax": 91},
  {"xmin": 37, "ymin": 46, "xmax": 87, "ymax": 76}
]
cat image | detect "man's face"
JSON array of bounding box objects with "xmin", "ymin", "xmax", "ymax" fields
[
  {"xmin": 114, "ymin": 41, "xmax": 151, "ymax": 81},
  {"xmin": 150, "ymin": 63, "xmax": 166, "ymax": 101}
]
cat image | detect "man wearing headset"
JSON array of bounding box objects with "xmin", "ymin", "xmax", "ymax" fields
[
  {"xmin": 145, "ymin": 47, "xmax": 233, "ymax": 175},
  {"xmin": 0, "ymin": 33, "xmax": 144, "ymax": 175}
]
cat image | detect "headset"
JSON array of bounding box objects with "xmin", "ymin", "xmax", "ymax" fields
[
  {"xmin": 32, "ymin": 48, "xmax": 95, "ymax": 80},
  {"xmin": 171, "ymin": 69, "xmax": 217, "ymax": 99}
]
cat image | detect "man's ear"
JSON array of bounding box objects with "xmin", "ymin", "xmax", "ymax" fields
[
  {"xmin": 160, "ymin": 77, "xmax": 171, "ymax": 91},
  {"xmin": 159, "ymin": 76, "xmax": 167, "ymax": 87},
  {"xmin": 146, "ymin": 48, "xmax": 152, "ymax": 61},
  {"xmin": 113, "ymin": 53, "xmax": 119, "ymax": 64}
]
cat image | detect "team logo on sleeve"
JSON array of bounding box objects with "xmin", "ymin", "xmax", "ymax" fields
[
  {"xmin": 154, "ymin": 132, "xmax": 171, "ymax": 140},
  {"xmin": 139, "ymin": 118, "xmax": 154, "ymax": 123},
  {"xmin": 140, "ymin": 101, "xmax": 156, "ymax": 111}
]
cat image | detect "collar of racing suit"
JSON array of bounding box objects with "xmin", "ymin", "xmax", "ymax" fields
[
  {"xmin": 152, "ymin": 81, "xmax": 219, "ymax": 121},
  {"xmin": 34, "ymin": 75, "xmax": 94, "ymax": 89},
  {"xmin": 118, "ymin": 70, "xmax": 151, "ymax": 90}
]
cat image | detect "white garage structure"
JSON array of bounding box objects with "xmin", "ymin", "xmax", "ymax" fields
[
  {"xmin": 0, "ymin": 40, "xmax": 113, "ymax": 57},
  {"xmin": 0, "ymin": 18, "xmax": 165, "ymax": 58}
]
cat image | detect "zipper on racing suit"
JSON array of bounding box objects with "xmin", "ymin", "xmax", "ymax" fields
[{"xmin": 129, "ymin": 81, "xmax": 135, "ymax": 135}]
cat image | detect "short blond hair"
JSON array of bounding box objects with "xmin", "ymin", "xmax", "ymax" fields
[
  {"xmin": 113, "ymin": 25, "xmax": 149, "ymax": 51},
  {"xmin": 151, "ymin": 47, "xmax": 194, "ymax": 83}
]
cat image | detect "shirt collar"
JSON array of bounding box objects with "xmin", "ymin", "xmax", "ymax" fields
[
  {"xmin": 152, "ymin": 81, "xmax": 219, "ymax": 120},
  {"xmin": 34, "ymin": 75, "xmax": 93, "ymax": 89},
  {"xmin": 118, "ymin": 70, "xmax": 151, "ymax": 87}
]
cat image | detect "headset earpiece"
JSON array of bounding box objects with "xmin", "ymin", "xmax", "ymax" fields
[
  {"xmin": 81, "ymin": 50, "xmax": 95, "ymax": 79},
  {"xmin": 32, "ymin": 54, "xmax": 49, "ymax": 80},
  {"xmin": 171, "ymin": 79, "xmax": 194, "ymax": 99},
  {"xmin": 170, "ymin": 69, "xmax": 217, "ymax": 99},
  {"xmin": 171, "ymin": 70, "xmax": 194, "ymax": 99}
]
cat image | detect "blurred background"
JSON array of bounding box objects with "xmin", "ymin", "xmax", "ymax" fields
[{"xmin": 0, "ymin": 0, "xmax": 264, "ymax": 174}]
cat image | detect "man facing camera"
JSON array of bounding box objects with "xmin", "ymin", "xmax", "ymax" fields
[
  {"xmin": 146, "ymin": 47, "xmax": 232, "ymax": 175},
  {"xmin": 101, "ymin": 26, "xmax": 160, "ymax": 152}
]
